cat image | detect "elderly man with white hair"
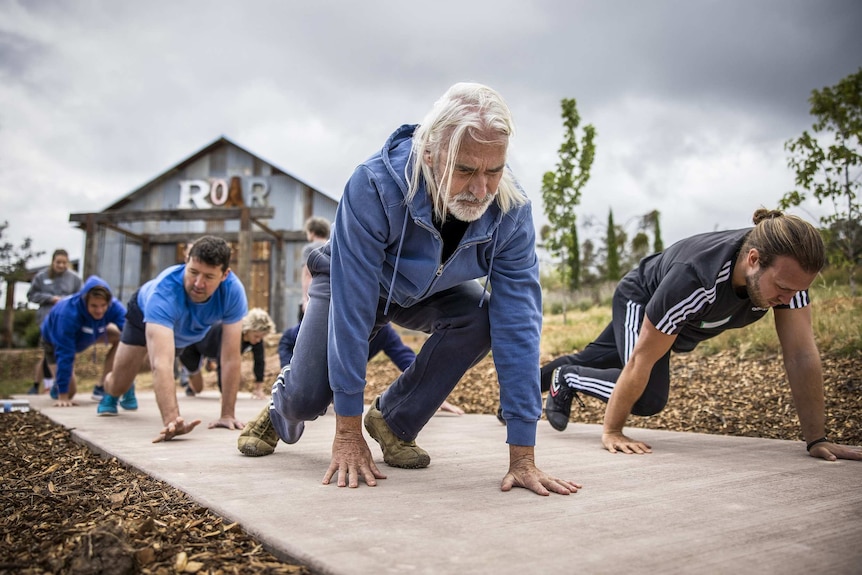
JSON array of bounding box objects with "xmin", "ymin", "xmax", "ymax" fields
[{"xmin": 239, "ymin": 83, "xmax": 581, "ymax": 497}]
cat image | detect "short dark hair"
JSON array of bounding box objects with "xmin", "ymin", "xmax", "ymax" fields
[
  {"xmin": 86, "ymin": 285, "xmax": 112, "ymax": 304},
  {"xmin": 188, "ymin": 236, "xmax": 232, "ymax": 271},
  {"xmin": 304, "ymin": 217, "xmax": 330, "ymax": 240}
]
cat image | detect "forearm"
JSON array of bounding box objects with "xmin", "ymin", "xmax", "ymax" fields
[
  {"xmin": 53, "ymin": 357, "xmax": 74, "ymax": 394},
  {"xmin": 785, "ymin": 353, "xmax": 826, "ymax": 442},
  {"xmin": 152, "ymin": 363, "xmax": 180, "ymax": 425},
  {"xmin": 603, "ymin": 364, "xmax": 649, "ymax": 434},
  {"xmin": 28, "ymin": 284, "xmax": 53, "ymax": 305},
  {"xmin": 219, "ymin": 356, "xmax": 241, "ymax": 419},
  {"xmin": 335, "ymin": 414, "xmax": 364, "ymax": 438},
  {"xmin": 253, "ymin": 355, "xmax": 265, "ymax": 382},
  {"xmin": 509, "ymin": 444, "xmax": 536, "ymax": 467}
]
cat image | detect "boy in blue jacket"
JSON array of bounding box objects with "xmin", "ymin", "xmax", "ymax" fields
[{"xmin": 40, "ymin": 276, "xmax": 127, "ymax": 407}]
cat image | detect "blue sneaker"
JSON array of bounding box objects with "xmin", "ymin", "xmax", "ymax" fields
[
  {"xmin": 119, "ymin": 383, "xmax": 138, "ymax": 411},
  {"xmin": 91, "ymin": 385, "xmax": 105, "ymax": 401},
  {"xmin": 49, "ymin": 384, "xmax": 59, "ymax": 400},
  {"xmin": 97, "ymin": 394, "xmax": 119, "ymax": 416}
]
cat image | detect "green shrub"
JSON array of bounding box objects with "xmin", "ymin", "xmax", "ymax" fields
[
  {"xmin": 1, "ymin": 308, "xmax": 40, "ymax": 348},
  {"xmin": 24, "ymin": 322, "xmax": 41, "ymax": 347}
]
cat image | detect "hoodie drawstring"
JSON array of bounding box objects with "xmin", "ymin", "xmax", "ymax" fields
[
  {"xmin": 383, "ymin": 207, "xmax": 411, "ymax": 315},
  {"xmin": 479, "ymin": 232, "xmax": 499, "ymax": 308}
]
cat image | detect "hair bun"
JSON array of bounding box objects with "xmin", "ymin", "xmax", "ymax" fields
[{"xmin": 753, "ymin": 208, "xmax": 783, "ymax": 225}]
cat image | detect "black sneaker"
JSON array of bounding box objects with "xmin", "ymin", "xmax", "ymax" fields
[
  {"xmin": 495, "ymin": 406, "xmax": 506, "ymax": 426},
  {"xmin": 545, "ymin": 367, "xmax": 584, "ymax": 431}
]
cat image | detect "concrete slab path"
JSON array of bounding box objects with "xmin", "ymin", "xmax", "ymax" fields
[{"xmin": 16, "ymin": 391, "xmax": 862, "ymax": 575}]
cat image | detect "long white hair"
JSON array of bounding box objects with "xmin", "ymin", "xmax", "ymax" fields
[{"xmin": 407, "ymin": 83, "xmax": 526, "ymax": 221}]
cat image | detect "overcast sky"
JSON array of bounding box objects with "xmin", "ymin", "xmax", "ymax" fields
[{"xmin": 2, "ymin": 0, "xmax": 860, "ymax": 304}]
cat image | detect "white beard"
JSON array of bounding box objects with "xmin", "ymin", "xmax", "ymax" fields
[{"xmin": 447, "ymin": 191, "xmax": 493, "ymax": 222}]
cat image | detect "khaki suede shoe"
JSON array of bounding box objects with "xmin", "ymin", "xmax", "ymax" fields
[
  {"xmin": 238, "ymin": 405, "xmax": 279, "ymax": 456},
  {"xmin": 364, "ymin": 397, "xmax": 430, "ymax": 469}
]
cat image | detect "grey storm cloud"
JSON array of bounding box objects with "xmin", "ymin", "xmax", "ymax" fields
[{"xmin": 0, "ymin": 0, "xmax": 860, "ymax": 297}]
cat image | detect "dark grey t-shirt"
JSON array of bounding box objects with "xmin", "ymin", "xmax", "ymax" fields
[
  {"xmin": 302, "ymin": 240, "xmax": 327, "ymax": 267},
  {"xmin": 27, "ymin": 269, "xmax": 83, "ymax": 325},
  {"xmin": 616, "ymin": 228, "xmax": 810, "ymax": 353}
]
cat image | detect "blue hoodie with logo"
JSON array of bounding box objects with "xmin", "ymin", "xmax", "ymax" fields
[
  {"xmin": 41, "ymin": 276, "xmax": 127, "ymax": 394},
  {"xmin": 321, "ymin": 124, "xmax": 543, "ymax": 446}
]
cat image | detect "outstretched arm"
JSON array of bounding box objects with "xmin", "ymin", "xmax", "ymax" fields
[
  {"xmin": 602, "ymin": 316, "xmax": 675, "ymax": 454},
  {"xmin": 774, "ymin": 307, "xmax": 862, "ymax": 461},
  {"xmin": 212, "ymin": 320, "xmax": 244, "ymax": 430},
  {"xmin": 148, "ymin": 323, "xmax": 201, "ymax": 442}
]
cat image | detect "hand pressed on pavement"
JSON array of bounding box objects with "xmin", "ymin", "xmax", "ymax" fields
[
  {"xmin": 208, "ymin": 417, "xmax": 245, "ymax": 430},
  {"xmin": 53, "ymin": 400, "xmax": 78, "ymax": 407},
  {"xmin": 153, "ymin": 417, "xmax": 202, "ymax": 443},
  {"xmin": 602, "ymin": 431, "xmax": 653, "ymax": 454},
  {"xmin": 501, "ymin": 445, "xmax": 582, "ymax": 496},
  {"xmin": 808, "ymin": 442, "xmax": 862, "ymax": 462},
  {"xmin": 322, "ymin": 415, "xmax": 387, "ymax": 488},
  {"xmin": 438, "ymin": 400, "xmax": 464, "ymax": 415}
]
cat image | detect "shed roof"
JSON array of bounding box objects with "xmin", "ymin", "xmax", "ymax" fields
[{"xmin": 103, "ymin": 135, "xmax": 338, "ymax": 212}]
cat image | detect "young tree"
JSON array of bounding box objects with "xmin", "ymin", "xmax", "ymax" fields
[
  {"xmin": 579, "ymin": 238, "xmax": 599, "ymax": 286},
  {"xmin": 628, "ymin": 231, "xmax": 651, "ymax": 270},
  {"xmin": 541, "ymin": 98, "xmax": 596, "ymax": 290},
  {"xmin": 779, "ymin": 68, "xmax": 862, "ymax": 293},
  {"xmin": 643, "ymin": 209, "xmax": 664, "ymax": 253},
  {"xmin": 1, "ymin": 221, "xmax": 44, "ymax": 347},
  {"xmin": 624, "ymin": 210, "xmax": 664, "ymax": 270},
  {"xmin": 604, "ymin": 209, "xmax": 621, "ymax": 281}
]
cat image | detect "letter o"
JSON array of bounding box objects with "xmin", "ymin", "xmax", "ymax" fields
[{"xmin": 210, "ymin": 179, "xmax": 229, "ymax": 206}]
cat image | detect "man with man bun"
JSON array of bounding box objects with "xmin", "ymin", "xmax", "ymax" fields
[{"xmin": 543, "ymin": 209, "xmax": 862, "ymax": 463}]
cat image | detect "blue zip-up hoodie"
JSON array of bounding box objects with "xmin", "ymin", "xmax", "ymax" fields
[
  {"xmin": 321, "ymin": 124, "xmax": 543, "ymax": 446},
  {"xmin": 41, "ymin": 276, "xmax": 127, "ymax": 394}
]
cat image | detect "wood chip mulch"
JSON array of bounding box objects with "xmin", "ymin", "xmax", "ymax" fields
[
  {"xmin": 0, "ymin": 411, "xmax": 310, "ymax": 575},
  {"xmin": 366, "ymin": 349, "xmax": 862, "ymax": 445}
]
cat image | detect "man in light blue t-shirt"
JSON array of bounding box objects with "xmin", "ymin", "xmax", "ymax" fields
[{"xmin": 100, "ymin": 236, "xmax": 248, "ymax": 443}]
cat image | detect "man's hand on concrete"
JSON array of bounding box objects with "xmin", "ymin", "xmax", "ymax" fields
[
  {"xmin": 209, "ymin": 417, "xmax": 245, "ymax": 430},
  {"xmin": 808, "ymin": 442, "xmax": 862, "ymax": 462},
  {"xmin": 323, "ymin": 424, "xmax": 386, "ymax": 488},
  {"xmin": 153, "ymin": 416, "xmax": 202, "ymax": 443},
  {"xmin": 602, "ymin": 431, "xmax": 652, "ymax": 454}
]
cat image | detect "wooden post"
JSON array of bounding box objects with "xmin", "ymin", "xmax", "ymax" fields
[
  {"xmin": 237, "ymin": 207, "xmax": 252, "ymax": 298},
  {"xmin": 2, "ymin": 280, "xmax": 15, "ymax": 348},
  {"xmin": 140, "ymin": 236, "xmax": 152, "ymax": 281},
  {"xmin": 84, "ymin": 214, "xmax": 98, "ymax": 279},
  {"xmin": 272, "ymin": 237, "xmax": 285, "ymax": 330}
]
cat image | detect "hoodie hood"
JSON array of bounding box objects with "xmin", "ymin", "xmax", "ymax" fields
[
  {"xmin": 376, "ymin": 124, "xmax": 505, "ymax": 313},
  {"xmin": 76, "ymin": 275, "xmax": 114, "ymax": 308},
  {"xmin": 325, "ymin": 124, "xmax": 543, "ymax": 446}
]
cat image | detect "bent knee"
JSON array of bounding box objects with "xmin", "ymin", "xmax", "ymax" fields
[{"xmin": 631, "ymin": 396, "xmax": 667, "ymax": 417}]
